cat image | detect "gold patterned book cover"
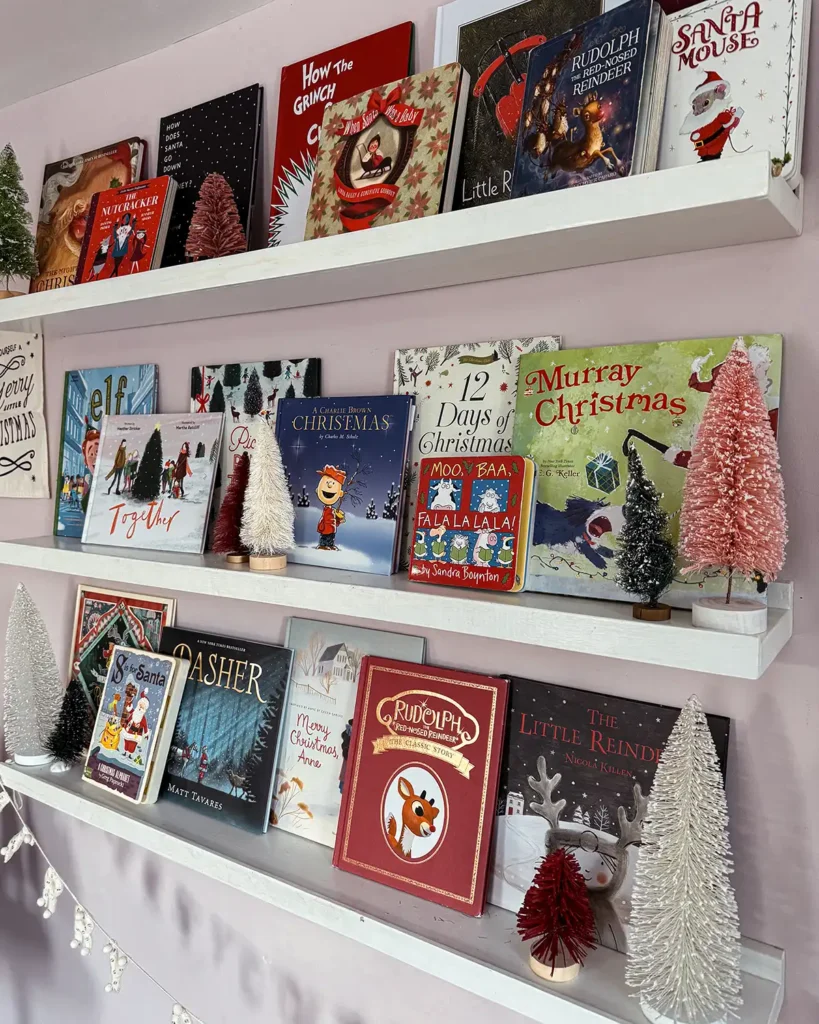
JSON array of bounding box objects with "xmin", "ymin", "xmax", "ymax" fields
[{"xmin": 304, "ymin": 63, "xmax": 469, "ymax": 238}]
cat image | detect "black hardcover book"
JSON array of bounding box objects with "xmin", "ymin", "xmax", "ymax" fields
[
  {"xmin": 511, "ymin": 0, "xmax": 669, "ymax": 197},
  {"xmin": 490, "ymin": 677, "xmax": 729, "ymax": 953},
  {"xmin": 453, "ymin": 0, "xmax": 602, "ymax": 211},
  {"xmin": 159, "ymin": 627, "xmax": 293, "ymax": 832},
  {"xmin": 157, "ymin": 84, "xmax": 264, "ymax": 267}
]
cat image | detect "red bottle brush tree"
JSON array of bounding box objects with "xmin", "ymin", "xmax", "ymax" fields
[
  {"xmin": 185, "ymin": 173, "xmax": 247, "ymax": 261},
  {"xmin": 211, "ymin": 452, "xmax": 250, "ymax": 556},
  {"xmin": 680, "ymin": 339, "xmax": 786, "ymax": 602},
  {"xmin": 517, "ymin": 847, "xmax": 597, "ymax": 976}
]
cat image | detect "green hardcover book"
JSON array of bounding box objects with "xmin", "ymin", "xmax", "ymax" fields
[{"xmin": 512, "ymin": 335, "xmax": 782, "ymax": 607}]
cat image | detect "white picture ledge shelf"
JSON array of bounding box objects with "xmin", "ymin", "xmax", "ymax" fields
[
  {"xmin": 0, "ymin": 152, "xmax": 800, "ymax": 339},
  {"xmin": 0, "ymin": 763, "xmax": 784, "ymax": 1024},
  {"xmin": 0, "ymin": 538, "xmax": 793, "ymax": 679}
]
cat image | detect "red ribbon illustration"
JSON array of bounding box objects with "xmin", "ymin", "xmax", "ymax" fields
[{"xmin": 367, "ymin": 87, "xmax": 402, "ymax": 114}]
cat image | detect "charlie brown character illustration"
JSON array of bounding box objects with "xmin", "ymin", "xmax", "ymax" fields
[
  {"xmin": 315, "ymin": 465, "xmax": 346, "ymax": 551},
  {"xmin": 679, "ymin": 71, "xmax": 743, "ymax": 162}
]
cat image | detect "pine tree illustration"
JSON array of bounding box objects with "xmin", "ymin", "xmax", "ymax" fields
[
  {"xmin": 132, "ymin": 425, "xmax": 163, "ymax": 501},
  {"xmin": 185, "ymin": 172, "xmax": 247, "ymax": 260},
  {"xmin": 283, "ymin": 466, "xmax": 295, "ymax": 502},
  {"xmin": 195, "ymin": 441, "xmax": 206, "ymax": 458},
  {"xmin": 0, "ymin": 143, "xmax": 37, "ymax": 290},
  {"xmin": 263, "ymin": 361, "xmax": 282, "ymax": 380},
  {"xmin": 366, "ymin": 498, "xmax": 378, "ymax": 520},
  {"xmin": 210, "ymin": 380, "xmax": 225, "ymax": 413},
  {"xmin": 396, "ymin": 360, "xmax": 409, "ymax": 388},
  {"xmin": 209, "ymin": 436, "xmax": 220, "ymax": 463},
  {"xmin": 223, "ymin": 364, "xmax": 242, "ymax": 390},
  {"xmin": 285, "ymin": 383, "xmax": 295, "ymax": 399},
  {"xmin": 191, "ymin": 366, "xmax": 203, "ymax": 403},
  {"xmin": 244, "ymin": 367, "xmax": 263, "ymax": 416},
  {"xmin": 297, "ymin": 485, "xmax": 310, "ymax": 508},
  {"xmin": 382, "ymin": 482, "xmax": 399, "ymax": 520}
]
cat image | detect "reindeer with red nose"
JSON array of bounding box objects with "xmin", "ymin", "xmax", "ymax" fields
[
  {"xmin": 385, "ymin": 777, "xmax": 439, "ymax": 858},
  {"xmin": 548, "ymin": 92, "xmax": 625, "ymax": 177}
]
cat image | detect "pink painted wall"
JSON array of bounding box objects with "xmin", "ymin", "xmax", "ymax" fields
[{"xmin": 0, "ymin": 2, "xmax": 815, "ymax": 1022}]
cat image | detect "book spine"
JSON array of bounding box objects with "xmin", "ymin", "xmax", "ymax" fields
[
  {"xmin": 261, "ymin": 648, "xmax": 296, "ymax": 834},
  {"xmin": 53, "ymin": 372, "xmax": 70, "ymax": 536},
  {"xmin": 441, "ymin": 67, "xmax": 470, "ymax": 214},
  {"xmin": 332, "ymin": 655, "xmax": 371, "ymax": 868},
  {"xmin": 74, "ymin": 193, "xmax": 100, "ymax": 284}
]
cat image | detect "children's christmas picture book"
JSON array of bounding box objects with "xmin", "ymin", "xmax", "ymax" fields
[
  {"xmin": 491, "ymin": 676, "xmax": 729, "ymax": 951},
  {"xmin": 84, "ymin": 646, "xmax": 189, "ymax": 805},
  {"xmin": 82, "ymin": 414, "xmax": 224, "ymax": 554},
  {"xmin": 157, "ymin": 85, "xmax": 263, "ymax": 267},
  {"xmin": 269, "ymin": 22, "xmax": 415, "ymax": 246},
  {"xmin": 511, "ymin": 0, "xmax": 671, "ymax": 197},
  {"xmin": 394, "ymin": 336, "xmax": 559, "ymax": 565},
  {"xmin": 68, "ymin": 586, "xmax": 176, "ymax": 715},
  {"xmin": 273, "ymin": 619, "xmax": 426, "ymax": 847},
  {"xmin": 409, "ymin": 454, "xmax": 537, "ymax": 591},
  {"xmin": 158, "ymin": 627, "xmax": 294, "ymax": 833},
  {"xmin": 304, "ymin": 63, "xmax": 470, "ymax": 238},
  {"xmin": 31, "ymin": 138, "xmax": 145, "ymax": 292},
  {"xmin": 658, "ymin": 0, "xmax": 810, "ymax": 181},
  {"xmin": 75, "ymin": 177, "xmax": 177, "ymax": 283},
  {"xmin": 276, "ymin": 396, "xmax": 415, "ymax": 574},
  {"xmin": 511, "ymin": 334, "xmax": 782, "ymax": 606},
  {"xmin": 435, "ymin": 0, "xmax": 604, "ymax": 209},
  {"xmin": 191, "ymin": 358, "xmax": 321, "ymax": 503},
  {"xmin": 54, "ymin": 364, "xmax": 158, "ymax": 538},
  {"xmin": 334, "ymin": 657, "xmax": 509, "ymax": 915}
]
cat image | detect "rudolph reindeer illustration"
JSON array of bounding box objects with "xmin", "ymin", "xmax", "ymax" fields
[
  {"xmin": 547, "ymin": 93, "xmax": 625, "ymax": 178},
  {"xmin": 528, "ymin": 756, "xmax": 647, "ymax": 950},
  {"xmin": 385, "ymin": 777, "xmax": 439, "ymax": 858}
]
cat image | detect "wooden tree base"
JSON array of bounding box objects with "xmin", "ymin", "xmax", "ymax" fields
[
  {"xmin": 633, "ymin": 603, "xmax": 671, "ymax": 621},
  {"xmin": 640, "ymin": 999, "xmax": 726, "ymax": 1024},
  {"xmin": 225, "ymin": 552, "xmax": 250, "ymax": 564},
  {"xmin": 528, "ymin": 954, "xmax": 580, "ymax": 983},
  {"xmin": 13, "ymin": 752, "xmax": 53, "ymax": 766},
  {"xmin": 691, "ymin": 596, "xmax": 767, "ymax": 635},
  {"xmin": 248, "ymin": 553, "xmax": 287, "ymax": 573},
  {"xmin": 0, "ymin": 290, "xmax": 24, "ymax": 300}
]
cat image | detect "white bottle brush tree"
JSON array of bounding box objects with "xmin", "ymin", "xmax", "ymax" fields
[
  {"xmin": 4, "ymin": 584, "xmax": 64, "ymax": 764},
  {"xmin": 240, "ymin": 420, "xmax": 295, "ymax": 571},
  {"xmin": 626, "ymin": 694, "xmax": 741, "ymax": 1024}
]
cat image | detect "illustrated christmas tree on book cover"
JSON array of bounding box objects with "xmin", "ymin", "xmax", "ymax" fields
[
  {"xmin": 82, "ymin": 414, "xmax": 224, "ymax": 554},
  {"xmin": 490, "ymin": 676, "xmax": 729, "ymax": 952},
  {"xmin": 512, "ymin": 334, "xmax": 782, "ymax": 606}
]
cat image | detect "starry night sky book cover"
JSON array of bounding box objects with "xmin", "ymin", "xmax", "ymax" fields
[
  {"xmin": 491, "ymin": 677, "xmax": 729, "ymax": 951},
  {"xmin": 157, "ymin": 85, "xmax": 263, "ymax": 267},
  {"xmin": 511, "ymin": 0, "xmax": 654, "ymax": 195},
  {"xmin": 159, "ymin": 627, "xmax": 294, "ymax": 833},
  {"xmin": 276, "ymin": 396, "xmax": 415, "ymax": 575}
]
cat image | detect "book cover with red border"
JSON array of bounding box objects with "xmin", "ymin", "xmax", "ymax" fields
[
  {"xmin": 333, "ymin": 656, "xmax": 508, "ymax": 916},
  {"xmin": 76, "ymin": 177, "xmax": 175, "ymax": 284},
  {"xmin": 268, "ymin": 22, "xmax": 414, "ymax": 246}
]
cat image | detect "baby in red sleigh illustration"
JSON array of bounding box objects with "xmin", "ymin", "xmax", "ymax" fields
[{"xmin": 679, "ymin": 71, "xmax": 744, "ymax": 162}]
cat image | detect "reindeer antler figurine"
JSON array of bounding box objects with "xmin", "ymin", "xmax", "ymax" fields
[{"xmin": 527, "ymin": 759, "xmax": 646, "ymax": 951}]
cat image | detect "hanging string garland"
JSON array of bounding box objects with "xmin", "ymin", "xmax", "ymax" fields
[{"xmin": 0, "ymin": 780, "xmax": 200, "ymax": 1023}]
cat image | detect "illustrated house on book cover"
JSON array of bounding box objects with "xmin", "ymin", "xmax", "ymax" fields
[
  {"xmin": 512, "ymin": 334, "xmax": 782, "ymax": 606},
  {"xmin": 31, "ymin": 138, "xmax": 145, "ymax": 292},
  {"xmin": 275, "ymin": 396, "xmax": 415, "ymax": 574},
  {"xmin": 82, "ymin": 414, "xmax": 224, "ymax": 554},
  {"xmin": 511, "ymin": 0, "xmax": 670, "ymax": 197},
  {"xmin": 394, "ymin": 336, "xmax": 558, "ymax": 566},
  {"xmin": 159, "ymin": 627, "xmax": 294, "ymax": 833},
  {"xmin": 84, "ymin": 646, "xmax": 189, "ymax": 805},
  {"xmin": 54, "ymin": 364, "xmax": 158, "ymax": 539},
  {"xmin": 272, "ymin": 619, "xmax": 426, "ymax": 848},
  {"xmin": 333, "ymin": 657, "xmax": 509, "ymax": 916},
  {"xmin": 269, "ymin": 22, "xmax": 414, "ymax": 246},
  {"xmin": 434, "ymin": 0, "xmax": 603, "ymax": 209},
  {"xmin": 658, "ymin": 0, "xmax": 810, "ymax": 181},
  {"xmin": 491, "ymin": 676, "xmax": 729, "ymax": 951},
  {"xmin": 304, "ymin": 63, "xmax": 470, "ymax": 238}
]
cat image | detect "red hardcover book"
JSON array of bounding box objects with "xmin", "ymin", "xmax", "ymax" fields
[
  {"xmin": 268, "ymin": 22, "xmax": 414, "ymax": 247},
  {"xmin": 333, "ymin": 657, "xmax": 508, "ymax": 916},
  {"xmin": 409, "ymin": 454, "xmax": 537, "ymax": 592},
  {"xmin": 75, "ymin": 177, "xmax": 177, "ymax": 284}
]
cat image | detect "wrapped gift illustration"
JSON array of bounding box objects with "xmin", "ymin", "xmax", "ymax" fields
[{"xmin": 586, "ymin": 451, "xmax": 620, "ymax": 494}]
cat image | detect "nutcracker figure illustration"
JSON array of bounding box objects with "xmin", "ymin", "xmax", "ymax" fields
[{"xmin": 679, "ymin": 71, "xmax": 744, "ymax": 161}]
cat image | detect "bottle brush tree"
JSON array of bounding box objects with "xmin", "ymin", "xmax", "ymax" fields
[
  {"xmin": 0, "ymin": 143, "xmax": 38, "ymax": 293},
  {"xmin": 132, "ymin": 424, "xmax": 164, "ymax": 501},
  {"xmin": 185, "ymin": 173, "xmax": 247, "ymax": 261},
  {"xmin": 4, "ymin": 584, "xmax": 64, "ymax": 764},
  {"xmin": 517, "ymin": 847, "xmax": 597, "ymax": 979},
  {"xmin": 46, "ymin": 678, "xmax": 94, "ymax": 768},
  {"xmin": 244, "ymin": 367, "xmax": 263, "ymax": 417},
  {"xmin": 615, "ymin": 446, "xmax": 677, "ymax": 617},
  {"xmin": 240, "ymin": 421, "xmax": 295, "ymax": 569},
  {"xmin": 212, "ymin": 452, "xmax": 251, "ymax": 557},
  {"xmin": 626, "ymin": 695, "xmax": 741, "ymax": 1024},
  {"xmin": 680, "ymin": 339, "xmax": 786, "ymax": 603}
]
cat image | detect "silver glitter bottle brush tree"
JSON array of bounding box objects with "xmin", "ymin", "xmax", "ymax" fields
[
  {"xmin": 3, "ymin": 583, "xmax": 64, "ymax": 765},
  {"xmin": 625, "ymin": 694, "xmax": 742, "ymax": 1024}
]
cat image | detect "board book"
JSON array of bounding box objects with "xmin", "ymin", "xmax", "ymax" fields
[
  {"xmin": 409, "ymin": 454, "xmax": 537, "ymax": 591},
  {"xmin": 83, "ymin": 646, "xmax": 189, "ymax": 805},
  {"xmin": 272, "ymin": 619, "xmax": 426, "ymax": 847}
]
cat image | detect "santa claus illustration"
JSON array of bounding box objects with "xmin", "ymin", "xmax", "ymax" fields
[
  {"xmin": 680, "ymin": 71, "xmax": 743, "ymax": 161},
  {"xmin": 122, "ymin": 690, "xmax": 150, "ymax": 759}
]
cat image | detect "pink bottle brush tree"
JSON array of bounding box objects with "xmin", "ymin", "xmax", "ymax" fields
[{"xmin": 680, "ymin": 338, "xmax": 786, "ymax": 606}]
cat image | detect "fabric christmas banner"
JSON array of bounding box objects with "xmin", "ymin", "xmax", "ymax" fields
[{"xmin": 0, "ymin": 331, "xmax": 48, "ymax": 498}]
